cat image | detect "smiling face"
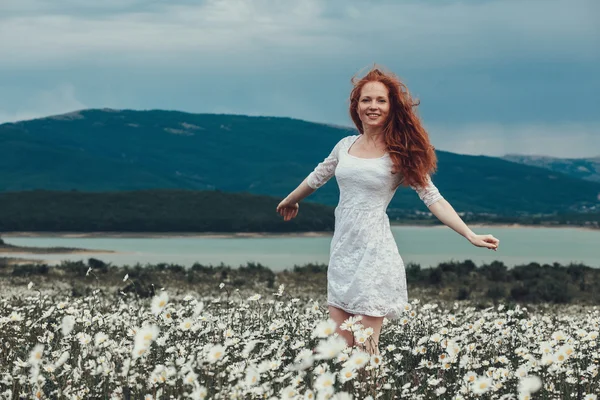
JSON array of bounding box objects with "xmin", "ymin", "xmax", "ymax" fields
[{"xmin": 357, "ymin": 81, "xmax": 390, "ymax": 130}]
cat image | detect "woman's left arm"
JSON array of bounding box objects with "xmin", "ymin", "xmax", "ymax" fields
[{"xmin": 428, "ymin": 199, "xmax": 500, "ymax": 251}]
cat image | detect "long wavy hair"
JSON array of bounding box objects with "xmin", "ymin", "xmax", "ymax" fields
[{"xmin": 349, "ymin": 66, "xmax": 437, "ymax": 189}]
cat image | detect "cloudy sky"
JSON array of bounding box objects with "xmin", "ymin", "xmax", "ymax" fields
[{"xmin": 1, "ymin": 0, "xmax": 598, "ymax": 157}]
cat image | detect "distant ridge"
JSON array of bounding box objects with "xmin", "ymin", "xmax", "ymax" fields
[{"xmin": 503, "ymin": 154, "xmax": 600, "ymax": 183}]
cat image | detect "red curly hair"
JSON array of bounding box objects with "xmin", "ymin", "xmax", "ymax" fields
[{"xmin": 349, "ymin": 66, "xmax": 438, "ymax": 189}]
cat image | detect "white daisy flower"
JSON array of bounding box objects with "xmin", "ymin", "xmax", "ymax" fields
[
  {"xmin": 463, "ymin": 371, "xmax": 477, "ymax": 384},
  {"xmin": 370, "ymin": 353, "xmax": 383, "ymax": 368},
  {"xmin": 430, "ymin": 333, "xmax": 442, "ymax": 343},
  {"xmin": 94, "ymin": 332, "xmax": 109, "ymax": 347},
  {"xmin": 244, "ymin": 366, "xmax": 260, "ymax": 387},
  {"xmin": 176, "ymin": 319, "xmax": 192, "ymax": 331},
  {"xmin": 183, "ymin": 371, "xmax": 197, "ymax": 386},
  {"xmin": 28, "ymin": 344, "xmax": 44, "ymax": 365},
  {"xmin": 279, "ymin": 385, "xmax": 297, "ymax": 399},
  {"xmin": 7, "ymin": 311, "xmax": 22, "ymax": 322},
  {"xmin": 314, "ymin": 336, "xmax": 347, "ymax": 360},
  {"xmin": 207, "ymin": 344, "xmax": 226, "ymax": 364},
  {"xmin": 332, "ymin": 392, "xmax": 353, "ymax": 400},
  {"xmin": 151, "ymin": 292, "xmax": 169, "ymax": 316},
  {"xmin": 189, "ymin": 385, "xmax": 207, "ymax": 400},
  {"xmin": 312, "ymin": 319, "xmax": 337, "ymax": 338},
  {"xmin": 339, "ymin": 367, "xmax": 357, "ymax": 383},
  {"xmin": 354, "ymin": 331, "xmax": 369, "ymax": 345},
  {"xmin": 471, "ymin": 377, "xmax": 492, "ymax": 394},
  {"xmin": 553, "ymin": 352, "xmax": 568, "ymax": 364},
  {"xmin": 314, "ymin": 372, "xmax": 335, "ymax": 392},
  {"xmin": 518, "ymin": 375, "xmax": 542, "ymax": 394},
  {"xmin": 345, "ymin": 351, "xmax": 369, "ymax": 369},
  {"xmin": 340, "ymin": 315, "xmax": 363, "ymax": 332}
]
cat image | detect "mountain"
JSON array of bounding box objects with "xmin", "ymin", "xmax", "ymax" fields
[
  {"xmin": 502, "ymin": 154, "xmax": 600, "ymax": 183},
  {"xmin": 1, "ymin": 108, "xmax": 599, "ymax": 215}
]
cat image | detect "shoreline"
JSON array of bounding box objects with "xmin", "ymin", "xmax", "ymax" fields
[
  {"xmin": 1, "ymin": 223, "xmax": 598, "ymax": 239},
  {"xmin": 0, "ymin": 244, "xmax": 115, "ymax": 255},
  {"xmin": 0, "ymin": 231, "xmax": 334, "ymax": 239}
]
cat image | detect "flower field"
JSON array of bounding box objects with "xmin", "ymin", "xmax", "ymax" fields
[{"xmin": 1, "ymin": 279, "xmax": 599, "ymax": 399}]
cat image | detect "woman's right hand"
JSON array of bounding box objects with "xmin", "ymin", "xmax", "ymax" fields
[{"xmin": 276, "ymin": 198, "xmax": 299, "ymax": 221}]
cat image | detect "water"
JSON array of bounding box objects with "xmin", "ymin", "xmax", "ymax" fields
[{"xmin": 4, "ymin": 226, "xmax": 600, "ymax": 271}]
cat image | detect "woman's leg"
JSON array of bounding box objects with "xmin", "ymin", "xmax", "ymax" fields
[
  {"xmin": 328, "ymin": 305, "xmax": 355, "ymax": 347},
  {"xmin": 356, "ymin": 315, "xmax": 384, "ymax": 355}
]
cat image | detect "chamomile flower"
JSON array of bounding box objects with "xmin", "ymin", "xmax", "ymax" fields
[
  {"xmin": 518, "ymin": 375, "xmax": 542, "ymax": 394},
  {"xmin": 314, "ymin": 336, "xmax": 347, "ymax": 360},
  {"xmin": 314, "ymin": 372, "xmax": 336, "ymax": 393},
  {"xmin": 28, "ymin": 344, "xmax": 44, "ymax": 365},
  {"xmin": 339, "ymin": 367, "xmax": 357, "ymax": 383},
  {"xmin": 207, "ymin": 344, "xmax": 226, "ymax": 364},
  {"xmin": 345, "ymin": 351, "xmax": 369, "ymax": 369},
  {"xmin": 312, "ymin": 319, "xmax": 337, "ymax": 338},
  {"xmin": 471, "ymin": 377, "xmax": 492, "ymax": 394},
  {"xmin": 151, "ymin": 292, "xmax": 169, "ymax": 316}
]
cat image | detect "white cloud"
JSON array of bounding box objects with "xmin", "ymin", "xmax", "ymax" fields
[
  {"xmin": 0, "ymin": 84, "xmax": 86, "ymax": 123},
  {"xmin": 428, "ymin": 122, "xmax": 600, "ymax": 158},
  {"xmin": 0, "ymin": 0, "xmax": 597, "ymax": 68}
]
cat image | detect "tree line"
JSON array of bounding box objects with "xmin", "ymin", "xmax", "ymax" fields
[{"xmin": 0, "ymin": 190, "xmax": 334, "ymax": 232}]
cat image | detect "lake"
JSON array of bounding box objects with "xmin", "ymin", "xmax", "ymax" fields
[{"xmin": 3, "ymin": 226, "xmax": 600, "ymax": 272}]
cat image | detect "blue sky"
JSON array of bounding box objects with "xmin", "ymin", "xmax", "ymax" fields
[{"xmin": 1, "ymin": 0, "xmax": 598, "ymax": 157}]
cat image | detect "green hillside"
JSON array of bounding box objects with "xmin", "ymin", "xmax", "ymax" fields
[{"xmin": 1, "ymin": 109, "xmax": 599, "ymax": 215}]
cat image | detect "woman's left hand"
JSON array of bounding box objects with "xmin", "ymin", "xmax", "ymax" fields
[{"xmin": 467, "ymin": 233, "xmax": 500, "ymax": 251}]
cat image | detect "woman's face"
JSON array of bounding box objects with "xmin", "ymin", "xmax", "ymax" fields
[{"xmin": 357, "ymin": 81, "xmax": 390, "ymax": 129}]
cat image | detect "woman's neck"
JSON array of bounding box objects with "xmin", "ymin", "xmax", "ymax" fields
[{"xmin": 362, "ymin": 126, "xmax": 386, "ymax": 146}]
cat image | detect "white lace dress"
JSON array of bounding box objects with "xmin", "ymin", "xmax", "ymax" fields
[{"xmin": 307, "ymin": 134, "xmax": 444, "ymax": 320}]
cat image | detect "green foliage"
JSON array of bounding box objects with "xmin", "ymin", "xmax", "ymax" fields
[
  {"xmin": 292, "ymin": 263, "xmax": 328, "ymax": 274},
  {"xmin": 11, "ymin": 264, "xmax": 49, "ymax": 276},
  {"xmin": 486, "ymin": 284, "xmax": 506, "ymax": 302},
  {"xmin": 457, "ymin": 286, "xmax": 471, "ymax": 300},
  {"xmin": 4, "ymin": 257, "xmax": 600, "ymax": 304},
  {"xmin": 407, "ymin": 260, "xmax": 599, "ymax": 304},
  {"xmin": 0, "ymin": 190, "xmax": 334, "ymax": 232}
]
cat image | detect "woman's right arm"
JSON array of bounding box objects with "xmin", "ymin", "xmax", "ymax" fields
[
  {"xmin": 276, "ymin": 137, "xmax": 346, "ymax": 220},
  {"xmin": 283, "ymin": 178, "xmax": 316, "ymax": 204},
  {"xmin": 276, "ymin": 178, "xmax": 315, "ymax": 221}
]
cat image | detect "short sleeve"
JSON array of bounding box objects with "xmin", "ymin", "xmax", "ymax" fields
[
  {"xmin": 411, "ymin": 175, "xmax": 444, "ymax": 207},
  {"xmin": 306, "ymin": 137, "xmax": 349, "ymax": 190}
]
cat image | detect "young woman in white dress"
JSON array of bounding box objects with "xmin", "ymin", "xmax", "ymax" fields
[{"xmin": 276, "ymin": 67, "xmax": 500, "ymax": 354}]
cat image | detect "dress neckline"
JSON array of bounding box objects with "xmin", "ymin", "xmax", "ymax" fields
[{"xmin": 346, "ymin": 135, "xmax": 389, "ymax": 160}]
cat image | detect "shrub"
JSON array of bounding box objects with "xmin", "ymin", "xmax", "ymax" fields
[
  {"xmin": 12, "ymin": 264, "xmax": 49, "ymax": 276},
  {"xmin": 457, "ymin": 286, "xmax": 471, "ymax": 300}
]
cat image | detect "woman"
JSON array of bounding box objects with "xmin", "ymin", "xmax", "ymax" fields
[{"xmin": 276, "ymin": 67, "xmax": 500, "ymax": 355}]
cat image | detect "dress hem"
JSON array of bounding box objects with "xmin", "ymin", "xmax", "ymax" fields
[{"xmin": 326, "ymin": 300, "xmax": 403, "ymax": 320}]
